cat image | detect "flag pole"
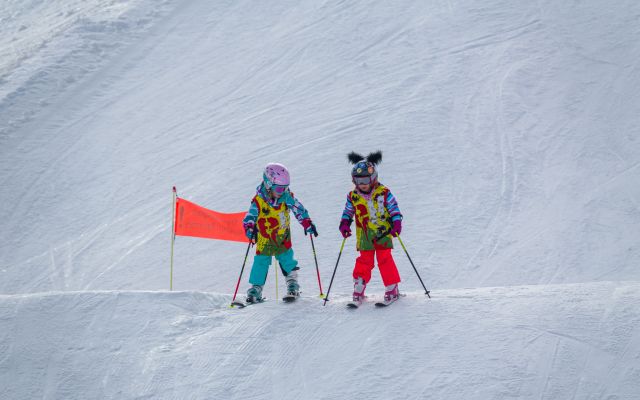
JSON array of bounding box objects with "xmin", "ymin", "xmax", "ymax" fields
[
  {"xmin": 275, "ymin": 260, "xmax": 279, "ymax": 302},
  {"xmin": 170, "ymin": 186, "xmax": 177, "ymax": 291}
]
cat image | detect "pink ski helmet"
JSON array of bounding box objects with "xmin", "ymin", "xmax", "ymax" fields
[{"xmin": 263, "ymin": 163, "xmax": 290, "ymax": 195}]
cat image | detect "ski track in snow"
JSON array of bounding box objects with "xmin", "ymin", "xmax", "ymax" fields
[
  {"xmin": 1, "ymin": 0, "xmax": 640, "ymax": 399},
  {"xmin": 2, "ymin": 284, "xmax": 639, "ymax": 399}
]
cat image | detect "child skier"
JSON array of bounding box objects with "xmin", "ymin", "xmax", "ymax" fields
[
  {"xmin": 242, "ymin": 163, "xmax": 318, "ymax": 303},
  {"xmin": 339, "ymin": 151, "xmax": 403, "ymax": 305}
]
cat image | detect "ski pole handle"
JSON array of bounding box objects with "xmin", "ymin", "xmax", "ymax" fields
[{"xmin": 249, "ymin": 225, "xmax": 258, "ymax": 244}]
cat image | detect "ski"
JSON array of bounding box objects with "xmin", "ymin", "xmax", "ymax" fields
[
  {"xmin": 374, "ymin": 299, "xmax": 396, "ymax": 307},
  {"xmin": 230, "ymin": 301, "xmax": 247, "ymax": 308},
  {"xmin": 282, "ymin": 294, "xmax": 298, "ymax": 302},
  {"xmin": 346, "ymin": 300, "xmax": 362, "ymax": 308},
  {"xmin": 230, "ymin": 298, "xmax": 266, "ymax": 308},
  {"xmin": 375, "ymin": 294, "xmax": 404, "ymax": 307},
  {"xmin": 347, "ymin": 294, "xmax": 370, "ymax": 308}
]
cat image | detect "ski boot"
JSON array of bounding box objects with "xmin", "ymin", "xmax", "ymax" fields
[
  {"xmin": 374, "ymin": 284, "xmax": 400, "ymax": 307},
  {"xmin": 285, "ymin": 269, "xmax": 300, "ymax": 297},
  {"xmin": 383, "ymin": 283, "xmax": 399, "ymax": 303},
  {"xmin": 246, "ymin": 285, "xmax": 264, "ymax": 304},
  {"xmin": 352, "ymin": 277, "xmax": 366, "ymax": 303}
]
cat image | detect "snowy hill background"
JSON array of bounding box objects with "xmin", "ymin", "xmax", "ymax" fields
[{"xmin": 1, "ymin": 1, "xmax": 639, "ymax": 399}]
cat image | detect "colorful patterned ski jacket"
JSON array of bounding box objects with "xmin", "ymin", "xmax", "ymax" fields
[
  {"xmin": 243, "ymin": 184, "xmax": 310, "ymax": 256},
  {"xmin": 341, "ymin": 183, "xmax": 402, "ymax": 251}
]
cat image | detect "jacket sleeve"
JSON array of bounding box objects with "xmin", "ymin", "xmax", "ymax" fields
[
  {"xmin": 385, "ymin": 190, "xmax": 402, "ymax": 221},
  {"xmin": 243, "ymin": 197, "xmax": 259, "ymax": 225},
  {"xmin": 341, "ymin": 193, "xmax": 355, "ymax": 221},
  {"xmin": 286, "ymin": 192, "xmax": 310, "ymax": 223}
]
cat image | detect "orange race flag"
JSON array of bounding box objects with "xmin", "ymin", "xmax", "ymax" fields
[
  {"xmin": 169, "ymin": 187, "xmax": 249, "ymax": 291},
  {"xmin": 174, "ymin": 197, "xmax": 249, "ymax": 243}
]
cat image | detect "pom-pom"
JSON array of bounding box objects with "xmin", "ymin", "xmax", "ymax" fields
[
  {"xmin": 366, "ymin": 150, "xmax": 382, "ymax": 165},
  {"xmin": 347, "ymin": 151, "xmax": 365, "ymax": 164}
]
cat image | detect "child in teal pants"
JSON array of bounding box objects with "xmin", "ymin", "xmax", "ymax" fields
[{"xmin": 242, "ymin": 163, "xmax": 317, "ymax": 303}]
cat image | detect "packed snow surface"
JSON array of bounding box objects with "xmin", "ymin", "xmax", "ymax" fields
[{"xmin": 1, "ymin": 0, "xmax": 639, "ymax": 399}]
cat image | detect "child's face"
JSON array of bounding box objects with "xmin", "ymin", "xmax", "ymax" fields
[
  {"xmin": 270, "ymin": 184, "xmax": 287, "ymax": 199},
  {"xmin": 356, "ymin": 183, "xmax": 372, "ymax": 193}
]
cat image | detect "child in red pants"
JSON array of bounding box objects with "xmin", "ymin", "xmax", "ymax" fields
[{"xmin": 339, "ymin": 151, "xmax": 403, "ymax": 304}]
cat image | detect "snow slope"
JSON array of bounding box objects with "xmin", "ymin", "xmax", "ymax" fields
[
  {"xmin": 3, "ymin": 282, "xmax": 639, "ymax": 400},
  {"xmin": 1, "ymin": 0, "xmax": 640, "ymax": 399}
]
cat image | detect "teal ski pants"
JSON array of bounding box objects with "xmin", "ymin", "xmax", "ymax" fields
[{"xmin": 249, "ymin": 248, "xmax": 298, "ymax": 286}]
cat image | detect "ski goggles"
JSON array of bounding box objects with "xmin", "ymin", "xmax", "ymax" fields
[
  {"xmin": 271, "ymin": 184, "xmax": 288, "ymax": 195},
  {"xmin": 353, "ymin": 176, "xmax": 373, "ymax": 185}
]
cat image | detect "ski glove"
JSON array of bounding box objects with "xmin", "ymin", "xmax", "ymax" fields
[
  {"xmin": 243, "ymin": 221, "xmax": 257, "ymax": 243},
  {"xmin": 339, "ymin": 218, "xmax": 352, "ymax": 238},
  {"xmin": 301, "ymin": 218, "xmax": 318, "ymax": 237},
  {"xmin": 389, "ymin": 219, "xmax": 402, "ymax": 237}
]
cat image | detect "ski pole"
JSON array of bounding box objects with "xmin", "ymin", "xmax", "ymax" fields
[
  {"xmin": 309, "ymin": 235, "xmax": 324, "ymax": 297},
  {"xmin": 323, "ymin": 237, "xmax": 347, "ymax": 306},
  {"xmin": 231, "ymin": 228, "xmax": 256, "ymax": 306},
  {"xmin": 396, "ymin": 235, "xmax": 431, "ymax": 298}
]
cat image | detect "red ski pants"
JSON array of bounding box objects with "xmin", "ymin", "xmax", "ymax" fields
[{"xmin": 353, "ymin": 249, "xmax": 401, "ymax": 287}]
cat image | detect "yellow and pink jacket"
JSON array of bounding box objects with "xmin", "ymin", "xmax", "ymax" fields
[
  {"xmin": 243, "ymin": 184, "xmax": 310, "ymax": 256},
  {"xmin": 341, "ymin": 183, "xmax": 402, "ymax": 251}
]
